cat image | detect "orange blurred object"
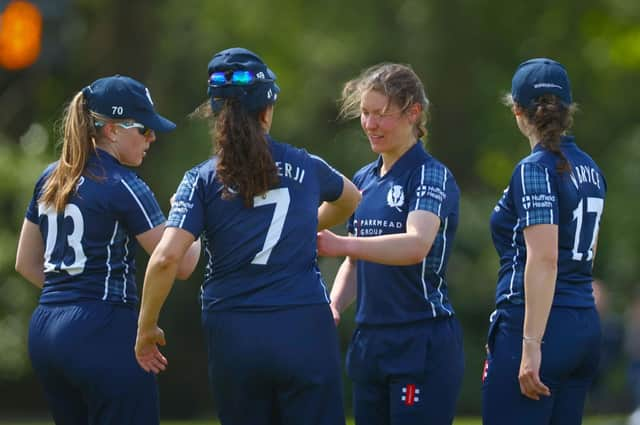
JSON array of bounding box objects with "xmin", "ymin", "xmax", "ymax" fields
[{"xmin": 0, "ymin": 1, "xmax": 43, "ymax": 70}]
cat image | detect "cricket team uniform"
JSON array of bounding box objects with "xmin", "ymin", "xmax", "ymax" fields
[
  {"xmin": 26, "ymin": 149, "xmax": 164, "ymax": 425},
  {"xmin": 482, "ymin": 136, "xmax": 606, "ymax": 425},
  {"xmin": 166, "ymin": 136, "xmax": 346, "ymax": 425},
  {"xmin": 347, "ymin": 141, "xmax": 464, "ymax": 425}
]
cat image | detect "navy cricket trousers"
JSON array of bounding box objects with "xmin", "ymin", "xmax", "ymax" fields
[
  {"xmin": 202, "ymin": 303, "xmax": 346, "ymax": 425},
  {"xmin": 346, "ymin": 316, "xmax": 464, "ymax": 425},
  {"xmin": 482, "ymin": 305, "xmax": 600, "ymax": 425},
  {"xmin": 29, "ymin": 301, "xmax": 159, "ymax": 425}
]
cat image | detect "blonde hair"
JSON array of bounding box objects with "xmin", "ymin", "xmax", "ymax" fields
[
  {"xmin": 39, "ymin": 91, "xmax": 99, "ymax": 212},
  {"xmin": 339, "ymin": 63, "xmax": 430, "ymax": 139}
]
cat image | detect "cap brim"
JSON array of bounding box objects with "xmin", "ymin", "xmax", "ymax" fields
[{"xmin": 140, "ymin": 113, "xmax": 176, "ymax": 133}]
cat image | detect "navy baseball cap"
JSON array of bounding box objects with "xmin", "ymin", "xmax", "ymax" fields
[
  {"xmin": 207, "ymin": 47, "xmax": 280, "ymax": 112},
  {"xmin": 511, "ymin": 58, "xmax": 572, "ymax": 106},
  {"xmin": 82, "ymin": 75, "xmax": 176, "ymax": 132}
]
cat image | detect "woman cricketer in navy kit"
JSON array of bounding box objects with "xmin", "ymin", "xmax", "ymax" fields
[
  {"xmin": 134, "ymin": 47, "xmax": 361, "ymax": 425},
  {"xmin": 481, "ymin": 58, "xmax": 606, "ymax": 425},
  {"xmin": 317, "ymin": 63, "xmax": 464, "ymax": 425},
  {"xmin": 14, "ymin": 75, "xmax": 201, "ymax": 425}
]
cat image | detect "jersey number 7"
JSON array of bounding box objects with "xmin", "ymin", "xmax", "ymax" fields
[{"xmin": 251, "ymin": 188, "xmax": 291, "ymax": 265}]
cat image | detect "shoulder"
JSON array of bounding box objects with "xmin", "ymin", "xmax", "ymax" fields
[
  {"xmin": 271, "ymin": 137, "xmax": 312, "ymax": 162},
  {"xmin": 511, "ymin": 150, "xmax": 556, "ymax": 182},
  {"xmin": 115, "ymin": 169, "xmax": 155, "ymax": 199},
  {"xmin": 34, "ymin": 161, "xmax": 58, "ymax": 185},
  {"xmin": 353, "ymin": 161, "xmax": 377, "ymax": 181},
  {"xmin": 413, "ymin": 155, "xmax": 458, "ymax": 187}
]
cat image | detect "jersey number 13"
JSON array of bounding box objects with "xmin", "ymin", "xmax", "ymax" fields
[{"xmin": 38, "ymin": 203, "xmax": 87, "ymax": 275}]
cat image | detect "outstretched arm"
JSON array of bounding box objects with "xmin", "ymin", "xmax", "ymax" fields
[{"xmin": 318, "ymin": 209, "xmax": 440, "ymax": 265}]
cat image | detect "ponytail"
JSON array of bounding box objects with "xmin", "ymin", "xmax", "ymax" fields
[
  {"xmin": 214, "ymin": 99, "xmax": 279, "ymax": 207},
  {"xmin": 39, "ymin": 91, "xmax": 97, "ymax": 212},
  {"xmin": 523, "ymin": 94, "xmax": 576, "ymax": 173}
]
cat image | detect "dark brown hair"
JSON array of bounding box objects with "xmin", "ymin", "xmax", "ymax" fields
[
  {"xmin": 194, "ymin": 99, "xmax": 278, "ymax": 207},
  {"xmin": 505, "ymin": 93, "xmax": 577, "ymax": 173},
  {"xmin": 339, "ymin": 63, "xmax": 430, "ymax": 139}
]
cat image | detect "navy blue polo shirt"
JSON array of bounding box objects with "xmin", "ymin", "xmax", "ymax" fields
[
  {"xmin": 490, "ymin": 136, "xmax": 606, "ymax": 308},
  {"xmin": 26, "ymin": 149, "xmax": 165, "ymax": 305},
  {"xmin": 166, "ymin": 136, "xmax": 344, "ymax": 311},
  {"xmin": 348, "ymin": 141, "xmax": 460, "ymax": 325}
]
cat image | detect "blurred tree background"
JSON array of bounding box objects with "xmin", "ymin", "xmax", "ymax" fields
[{"xmin": 1, "ymin": 0, "xmax": 639, "ymax": 420}]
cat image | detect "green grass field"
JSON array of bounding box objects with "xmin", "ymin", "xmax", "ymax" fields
[{"xmin": 0, "ymin": 417, "xmax": 627, "ymax": 425}]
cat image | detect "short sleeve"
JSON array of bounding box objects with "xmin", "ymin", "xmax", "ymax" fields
[
  {"xmin": 166, "ymin": 168, "xmax": 206, "ymax": 239},
  {"xmin": 311, "ymin": 154, "xmax": 344, "ymax": 202},
  {"xmin": 116, "ymin": 175, "xmax": 165, "ymax": 235},
  {"xmin": 346, "ymin": 169, "xmax": 366, "ymax": 235},
  {"xmin": 25, "ymin": 181, "xmax": 43, "ymax": 223},
  {"xmin": 406, "ymin": 162, "xmax": 459, "ymax": 219},
  {"xmin": 25, "ymin": 164, "xmax": 55, "ymax": 223},
  {"xmin": 510, "ymin": 162, "xmax": 558, "ymax": 227}
]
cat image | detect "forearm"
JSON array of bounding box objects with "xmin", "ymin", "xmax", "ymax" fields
[
  {"xmin": 138, "ymin": 254, "xmax": 179, "ymax": 329},
  {"xmin": 342, "ymin": 233, "xmax": 430, "ymax": 265},
  {"xmin": 330, "ymin": 257, "xmax": 357, "ymax": 313},
  {"xmin": 523, "ymin": 256, "xmax": 557, "ymax": 341}
]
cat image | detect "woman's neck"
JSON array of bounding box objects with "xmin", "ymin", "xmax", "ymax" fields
[{"xmin": 380, "ymin": 139, "xmax": 416, "ymax": 177}]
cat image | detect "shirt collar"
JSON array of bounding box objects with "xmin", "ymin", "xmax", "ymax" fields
[
  {"xmin": 532, "ymin": 135, "xmax": 575, "ymax": 154},
  {"xmin": 89, "ymin": 147, "xmax": 121, "ymax": 166},
  {"xmin": 371, "ymin": 141, "xmax": 429, "ymax": 177}
]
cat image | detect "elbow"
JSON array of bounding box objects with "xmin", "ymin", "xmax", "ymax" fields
[
  {"xmin": 404, "ymin": 242, "xmax": 431, "ymax": 265},
  {"xmin": 175, "ymin": 264, "xmax": 195, "ymax": 281},
  {"xmin": 528, "ymin": 253, "xmax": 558, "ymax": 272},
  {"xmin": 15, "ymin": 258, "xmax": 31, "ymax": 280},
  {"xmin": 349, "ymin": 191, "xmax": 362, "ymax": 213},
  {"xmin": 150, "ymin": 250, "xmax": 181, "ymax": 274},
  {"xmin": 15, "ymin": 260, "xmax": 25, "ymax": 278}
]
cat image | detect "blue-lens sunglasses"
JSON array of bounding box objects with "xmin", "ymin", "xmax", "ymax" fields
[{"xmin": 208, "ymin": 70, "xmax": 273, "ymax": 87}]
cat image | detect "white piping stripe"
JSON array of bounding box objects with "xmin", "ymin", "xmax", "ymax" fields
[
  {"xmin": 506, "ymin": 218, "xmax": 520, "ymax": 300},
  {"xmin": 179, "ymin": 173, "xmax": 199, "ymax": 228},
  {"xmin": 436, "ymin": 217, "xmax": 452, "ymax": 316},
  {"xmin": 421, "ymin": 258, "xmax": 437, "ymax": 317},
  {"xmin": 545, "ymin": 168, "xmax": 554, "ymax": 223},
  {"xmin": 415, "ymin": 165, "xmax": 425, "ymax": 210},
  {"xmin": 521, "ymin": 165, "xmax": 530, "ymax": 226},
  {"xmin": 121, "ymin": 235, "xmax": 130, "ymax": 302},
  {"xmin": 188, "ymin": 173, "xmax": 199, "ymax": 201},
  {"xmin": 317, "ymin": 269, "xmax": 331, "ymax": 303},
  {"xmin": 437, "ymin": 169, "xmax": 447, "ymax": 216},
  {"xmin": 102, "ymin": 221, "xmax": 119, "ymax": 300},
  {"xmin": 121, "ymin": 180, "xmax": 153, "ymax": 228}
]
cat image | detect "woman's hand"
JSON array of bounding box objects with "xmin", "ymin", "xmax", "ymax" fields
[
  {"xmin": 518, "ymin": 340, "xmax": 550, "ymax": 400},
  {"xmin": 135, "ymin": 325, "xmax": 168, "ymax": 374},
  {"xmin": 317, "ymin": 230, "xmax": 347, "ymax": 257}
]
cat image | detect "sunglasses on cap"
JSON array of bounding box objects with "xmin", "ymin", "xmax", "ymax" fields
[
  {"xmin": 208, "ymin": 70, "xmax": 273, "ymax": 87},
  {"xmin": 95, "ymin": 120, "xmax": 153, "ymax": 137}
]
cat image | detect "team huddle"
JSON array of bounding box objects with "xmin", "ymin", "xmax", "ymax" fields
[{"xmin": 15, "ymin": 48, "xmax": 606, "ymax": 425}]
